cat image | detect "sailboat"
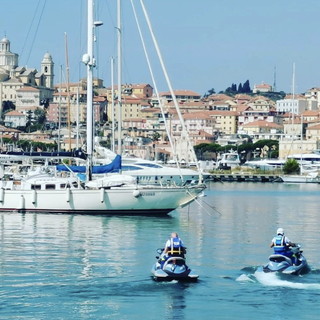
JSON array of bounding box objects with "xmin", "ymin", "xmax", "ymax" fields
[
  {"xmin": 279, "ymin": 64, "xmax": 320, "ymax": 184},
  {"xmin": 280, "ymin": 172, "xmax": 319, "ymax": 183},
  {"xmin": 0, "ymin": 0, "xmax": 205, "ymax": 215}
]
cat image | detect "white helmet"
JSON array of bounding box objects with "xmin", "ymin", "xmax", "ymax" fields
[{"xmin": 277, "ymin": 228, "xmax": 284, "ymax": 235}]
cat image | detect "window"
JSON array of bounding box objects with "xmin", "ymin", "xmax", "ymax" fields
[{"xmin": 45, "ymin": 184, "xmax": 56, "ymax": 190}]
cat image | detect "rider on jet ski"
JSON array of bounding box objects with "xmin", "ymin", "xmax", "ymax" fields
[
  {"xmin": 270, "ymin": 228, "xmax": 297, "ymax": 264},
  {"xmin": 160, "ymin": 232, "xmax": 186, "ymax": 266}
]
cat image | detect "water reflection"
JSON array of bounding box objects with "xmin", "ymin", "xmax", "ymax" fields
[{"xmin": 1, "ymin": 183, "xmax": 320, "ymax": 319}]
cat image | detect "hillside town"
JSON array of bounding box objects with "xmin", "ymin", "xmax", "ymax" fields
[{"xmin": 1, "ymin": 36, "xmax": 320, "ymax": 165}]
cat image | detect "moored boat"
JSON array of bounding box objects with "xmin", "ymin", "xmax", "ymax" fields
[
  {"xmin": 0, "ymin": 0, "xmax": 206, "ymax": 215},
  {"xmin": 0, "ymin": 173, "xmax": 205, "ymax": 215},
  {"xmin": 280, "ymin": 171, "xmax": 320, "ymax": 183}
]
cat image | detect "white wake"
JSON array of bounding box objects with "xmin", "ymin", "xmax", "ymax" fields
[{"xmin": 254, "ymin": 270, "xmax": 320, "ymax": 290}]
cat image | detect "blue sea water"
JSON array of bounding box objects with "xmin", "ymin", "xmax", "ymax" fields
[{"xmin": 1, "ymin": 182, "xmax": 320, "ymax": 320}]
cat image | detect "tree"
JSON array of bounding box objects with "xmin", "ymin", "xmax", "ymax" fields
[
  {"xmin": 225, "ymin": 83, "xmax": 237, "ymax": 94},
  {"xmin": 26, "ymin": 110, "xmax": 33, "ymax": 128},
  {"xmin": 34, "ymin": 108, "xmax": 46, "ymax": 125},
  {"xmin": 242, "ymin": 80, "xmax": 251, "ymax": 93},
  {"xmin": 208, "ymin": 88, "xmax": 215, "ymax": 95},
  {"xmin": 1, "ymin": 101, "xmax": 15, "ymax": 120},
  {"xmin": 152, "ymin": 131, "xmax": 160, "ymax": 141},
  {"xmin": 283, "ymin": 159, "xmax": 300, "ymax": 174}
]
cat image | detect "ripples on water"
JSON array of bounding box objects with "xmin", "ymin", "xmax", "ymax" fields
[{"xmin": 1, "ymin": 182, "xmax": 320, "ymax": 319}]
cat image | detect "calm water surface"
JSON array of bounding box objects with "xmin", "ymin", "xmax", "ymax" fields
[{"xmin": 1, "ymin": 182, "xmax": 320, "ymax": 320}]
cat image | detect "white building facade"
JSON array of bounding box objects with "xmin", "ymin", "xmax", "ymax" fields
[{"xmin": 276, "ymin": 98, "xmax": 308, "ymax": 114}]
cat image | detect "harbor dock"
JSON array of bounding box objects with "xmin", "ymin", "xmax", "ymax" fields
[{"xmin": 210, "ymin": 173, "xmax": 281, "ymax": 183}]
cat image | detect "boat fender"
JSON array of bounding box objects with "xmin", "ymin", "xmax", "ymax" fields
[
  {"xmin": 133, "ymin": 190, "xmax": 141, "ymax": 198},
  {"xmin": 100, "ymin": 188, "xmax": 104, "ymax": 203},
  {"xmin": 0, "ymin": 188, "xmax": 4, "ymax": 203},
  {"xmin": 20, "ymin": 195, "xmax": 25, "ymax": 209},
  {"xmin": 32, "ymin": 189, "xmax": 37, "ymax": 205},
  {"xmin": 66, "ymin": 187, "xmax": 71, "ymax": 203}
]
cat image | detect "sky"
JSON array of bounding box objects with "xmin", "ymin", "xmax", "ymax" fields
[{"xmin": 1, "ymin": 0, "xmax": 320, "ymax": 96}]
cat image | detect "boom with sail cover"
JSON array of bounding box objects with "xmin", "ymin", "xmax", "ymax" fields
[{"xmin": 56, "ymin": 154, "xmax": 122, "ymax": 173}]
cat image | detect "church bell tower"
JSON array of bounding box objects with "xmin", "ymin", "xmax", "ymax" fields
[{"xmin": 41, "ymin": 52, "xmax": 54, "ymax": 89}]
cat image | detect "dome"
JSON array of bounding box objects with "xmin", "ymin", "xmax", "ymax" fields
[
  {"xmin": 0, "ymin": 37, "xmax": 9, "ymax": 43},
  {"xmin": 42, "ymin": 52, "xmax": 53, "ymax": 63}
]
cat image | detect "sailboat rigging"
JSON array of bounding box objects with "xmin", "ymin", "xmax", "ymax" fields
[
  {"xmin": 0, "ymin": 0, "xmax": 205, "ymax": 215},
  {"xmin": 129, "ymin": 0, "xmax": 203, "ymax": 183}
]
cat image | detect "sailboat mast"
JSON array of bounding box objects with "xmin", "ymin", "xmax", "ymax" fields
[
  {"xmin": 86, "ymin": 0, "xmax": 94, "ymax": 179},
  {"xmin": 111, "ymin": 57, "xmax": 115, "ymax": 153},
  {"xmin": 58, "ymin": 65, "xmax": 62, "ymax": 152},
  {"xmin": 291, "ymin": 62, "xmax": 295, "ymax": 128},
  {"xmin": 65, "ymin": 32, "xmax": 72, "ymax": 152},
  {"xmin": 117, "ymin": 0, "xmax": 122, "ymax": 155}
]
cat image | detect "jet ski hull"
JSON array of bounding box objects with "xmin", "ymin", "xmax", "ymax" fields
[
  {"xmin": 151, "ymin": 256, "xmax": 198, "ymax": 282},
  {"xmin": 262, "ymin": 252, "xmax": 310, "ymax": 275}
]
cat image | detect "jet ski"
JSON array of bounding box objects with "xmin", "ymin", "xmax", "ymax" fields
[
  {"xmin": 262, "ymin": 245, "xmax": 310, "ymax": 275},
  {"xmin": 151, "ymin": 248, "xmax": 199, "ymax": 282}
]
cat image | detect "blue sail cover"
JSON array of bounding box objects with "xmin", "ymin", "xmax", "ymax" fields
[{"xmin": 56, "ymin": 155, "xmax": 122, "ymax": 174}]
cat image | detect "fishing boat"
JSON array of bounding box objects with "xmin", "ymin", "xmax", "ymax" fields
[{"xmin": 0, "ymin": 0, "xmax": 205, "ymax": 215}]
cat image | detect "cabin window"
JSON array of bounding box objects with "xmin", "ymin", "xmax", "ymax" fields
[
  {"xmin": 45, "ymin": 184, "xmax": 56, "ymax": 190},
  {"xmin": 72, "ymin": 182, "xmax": 78, "ymax": 188},
  {"xmin": 60, "ymin": 184, "xmax": 66, "ymax": 188},
  {"xmin": 31, "ymin": 185, "xmax": 41, "ymax": 190}
]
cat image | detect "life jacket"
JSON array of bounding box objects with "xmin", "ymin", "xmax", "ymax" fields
[
  {"xmin": 273, "ymin": 235, "xmax": 288, "ymax": 254},
  {"xmin": 168, "ymin": 237, "xmax": 183, "ymax": 255}
]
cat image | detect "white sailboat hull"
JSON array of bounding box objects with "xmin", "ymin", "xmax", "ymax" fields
[
  {"xmin": 0, "ymin": 185, "xmax": 205, "ymax": 215},
  {"xmin": 280, "ymin": 175, "xmax": 320, "ymax": 183}
]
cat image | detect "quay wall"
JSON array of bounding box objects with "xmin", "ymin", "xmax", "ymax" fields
[{"xmin": 210, "ymin": 174, "xmax": 281, "ymax": 183}]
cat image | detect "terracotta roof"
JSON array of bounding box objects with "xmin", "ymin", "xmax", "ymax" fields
[
  {"xmin": 301, "ymin": 110, "xmax": 320, "ymax": 116},
  {"xmin": 160, "ymin": 90, "xmax": 201, "ymax": 96},
  {"xmin": 234, "ymin": 94, "xmax": 252, "ymax": 100},
  {"xmin": 166, "ymin": 101, "xmax": 205, "ymax": 107},
  {"xmin": 16, "ymin": 86, "xmax": 39, "ymax": 92},
  {"xmin": 4, "ymin": 110, "xmax": 25, "ymax": 117},
  {"xmin": 189, "ymin": 130, "xmax": 213, "ymax": 137},
  {"xmin": 306, "ymin": 123, "xmax": 320, "ymax": 130},
  {"xmin": 93, "ymin": 96, "xmax": 107, "ymax": 102},
  {"xmin": 235, "ymin": 104, "xmax": 251, "ymax": 111},
  {"xmin": 209, "ymin": 110, "xmax": 238, "ymax": 116},
  {"xmin": 243, "ymin": 120, "xmax": 282, "ymax": 128},
  {"xmin": 194, "ymin": 138, "xmax": 213, "ymax": 145},
  {"xmin": 0, "ymin": 125, "xmax": 21, "ymax": 133},
  {"xmin": 140, "ymin": 108, "xmax": 158, "ymax": 113},
  {"xmin": 284, "ymin": 94, "xmax": 305, "ymax": 100},
  {"xmin": 123, "ymin": 118, "xmax": 146, "ymax": 123},
  {"xmin": 180, "ymin": 112, "xmax": 212, "ymax": 120},
  {"xmin": 254, "ymin": 83, "xmax": 272, "ymax": 88},
  {"xmin": 206, "ymin": 93, "xmax": 231, "ymax": 101}
]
